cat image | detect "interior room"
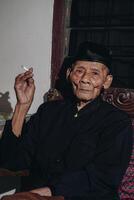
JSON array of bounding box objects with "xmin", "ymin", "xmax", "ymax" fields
[{"xmin": 0, "ymin": 0, "xmax": 134, "ymax": 199}]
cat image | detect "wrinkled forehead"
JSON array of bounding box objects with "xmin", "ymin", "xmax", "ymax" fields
[{"xmin": 72, "ymin": 60, "xmax": 109, "ymax": 72}]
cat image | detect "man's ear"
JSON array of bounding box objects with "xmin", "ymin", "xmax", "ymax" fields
[
  {"xmin": 66, "ymin": 68, "xmax": 72, "ymax": 80},
  {"xmin": 103, "ymin": 74, "xmax": 113, "ymax": 89}
]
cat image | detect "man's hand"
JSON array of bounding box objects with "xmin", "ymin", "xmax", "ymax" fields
[
  {"xmin": 14, "ymin": 67, "xmax": 35, "ymax": 107},
  {"xmin": 1, "ymin": 192, "xmax": 64, "ymax": 200},
  {"xmin": 11, "ymin": 68, "xmax": 35, "ymax": 136},
  {"xmin": 30, "ymin": 187, "xmax": 52, "ymax": 197}
]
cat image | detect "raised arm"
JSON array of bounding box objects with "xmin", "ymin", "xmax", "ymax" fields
[{"xmin": 12, "ymin": 68, "xmax": 35, "ymax": 137}]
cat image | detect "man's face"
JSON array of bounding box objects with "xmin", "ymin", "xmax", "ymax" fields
[{"xmin": 68, "ymin": 60, "xmax": 113, "ymax": 103}]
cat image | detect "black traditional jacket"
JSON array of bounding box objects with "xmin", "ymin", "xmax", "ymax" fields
[{"xmin": 0, "ymin": 97, "xmax": 133, "ymax": 200}]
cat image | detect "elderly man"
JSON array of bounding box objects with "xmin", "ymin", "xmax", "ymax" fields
[{"xmin": 0, "ymin": 41, "xmax": 133, "ymax": 200}]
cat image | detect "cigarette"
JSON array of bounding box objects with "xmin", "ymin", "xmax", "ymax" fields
[{"xmin": 21, "ymin": 65, "xmax": 29, "ymax": 71}]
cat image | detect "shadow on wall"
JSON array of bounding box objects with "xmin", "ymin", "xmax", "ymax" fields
[{"xmin": 0, "ymin": 91, "xmax": 13, "ymax": 120}]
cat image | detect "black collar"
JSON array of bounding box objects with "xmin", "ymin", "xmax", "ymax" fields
[{"xmin": 71, "ymin": 95, "xmax": 102, "ymax": 117}]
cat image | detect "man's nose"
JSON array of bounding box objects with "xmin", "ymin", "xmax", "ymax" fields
[{"xmin": 80, "ymin": 72, "xmax": 91, "ymax": 84}]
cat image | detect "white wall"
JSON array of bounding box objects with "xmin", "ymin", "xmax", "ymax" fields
[{"xmin": 0, "ymin": 0, "xmax": 54, "ymax": 114}]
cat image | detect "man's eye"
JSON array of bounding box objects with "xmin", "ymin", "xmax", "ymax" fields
[
  {"xmin": 75, "ymin": 69, "xmax": 83, "ymax": 74},
  {"xmin": 92, "ymin": 71, "xmax": 99, "ymax": 75}
]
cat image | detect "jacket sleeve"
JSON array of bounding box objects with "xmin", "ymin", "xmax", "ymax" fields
[
  {"xmin": 50, "ymin": 116, "xmax": 133, "ymax": 200},
  {"xmin": 0, "ymin": 104, "xmax": 45, "ymax": 171}
]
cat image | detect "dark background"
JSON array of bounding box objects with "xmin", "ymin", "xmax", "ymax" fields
[{"xmin": 68, "ymin": 0, "xmax": 134, "ymax": 88}]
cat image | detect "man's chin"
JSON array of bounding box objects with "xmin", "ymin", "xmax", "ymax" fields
[{"xmin": 76, "ymin": 94, "xmax": 93, "ymax": 103}]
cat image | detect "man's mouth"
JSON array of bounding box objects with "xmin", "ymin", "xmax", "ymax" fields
[{"xmin": 79, "ymin": 88, "xmax": 92, "ymax": 93}]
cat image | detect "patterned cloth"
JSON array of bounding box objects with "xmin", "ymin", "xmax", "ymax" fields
[{"xmin": 119, "ymin": 120, "xmax": 134, "ymax": 199}]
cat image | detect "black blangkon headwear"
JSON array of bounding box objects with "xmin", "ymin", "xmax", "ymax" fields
[{"xmin": 72, "ymin": 41, "xmax": 112, "ymax": 72}]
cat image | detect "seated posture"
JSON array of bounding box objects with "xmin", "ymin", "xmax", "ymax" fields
[{"xmin": 0, "ymin": 41, "xmax": 133, "ymax": 200}]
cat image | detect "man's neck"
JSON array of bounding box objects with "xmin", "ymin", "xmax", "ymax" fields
[{"xmin": 77, "ymin": 99, "xmax": 93, "ymax": 111}]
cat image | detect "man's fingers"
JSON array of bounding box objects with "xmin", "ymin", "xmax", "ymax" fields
[
  {"xmin": 29, "ymin": 67, "xmax": 33, "ymax": 72},
  {"xmin": 30, "ymin": 187, "xmax": 52, "ymax": 197},
  {"xmin": 23, "ymin": 70, "xmax": 34, "ymax": 80},
  {"xmin": 15, "ymin": 73, "xmax": 24, "ymax": 81},
  {"xmin": 15, "ymin": 70, "xmax": 34, "ymax": 84},
  {"xmin": 28, "ymin": 78, "xmax": 35, "ymax": 84}
]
